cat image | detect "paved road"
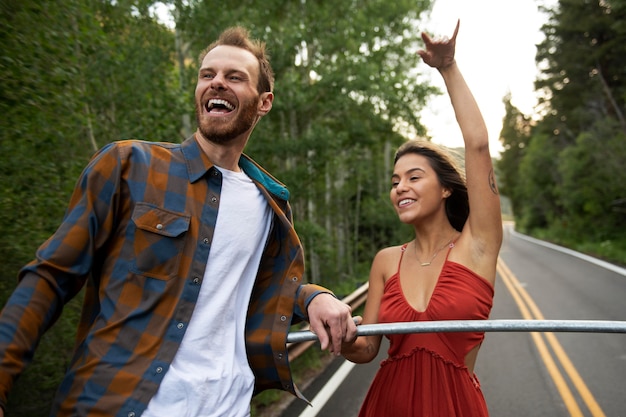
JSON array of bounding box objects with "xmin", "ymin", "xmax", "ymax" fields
[{"xmin": 280, "ymin": 225, "xmax": 626, "ymax": 417}]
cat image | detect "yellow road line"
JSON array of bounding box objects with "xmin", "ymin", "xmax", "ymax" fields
[
  {"xmin": 497, "ymin": 260, "xmax": 583, "ymax": 416},
  {"xmin": 497, "ymin": 258, "xmax": 606, "ymax": 417}
]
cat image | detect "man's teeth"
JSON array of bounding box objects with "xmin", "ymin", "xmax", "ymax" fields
[{"xmin": 208, "ymin": 99, "xmax": 234, "ymax": 110}]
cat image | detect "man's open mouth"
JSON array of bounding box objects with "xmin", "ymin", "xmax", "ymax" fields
[{"xmin": 206, "ymin": 98, "xmax": 235, "ymax": 113}]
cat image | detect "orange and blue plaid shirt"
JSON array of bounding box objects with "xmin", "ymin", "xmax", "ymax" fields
[{"xmin": 0, "ymin": 135, "xmax": 329, "ymax": 416}]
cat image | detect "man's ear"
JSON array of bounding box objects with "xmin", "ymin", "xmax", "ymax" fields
[{"xmin": 258, "ymin": 92, "xmax": 273, "ymax": 116}]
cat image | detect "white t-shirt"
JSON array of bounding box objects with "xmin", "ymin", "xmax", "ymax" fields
[{"xmin": 143, "ymin": 167, "xmax": 272, "ymax": 417}]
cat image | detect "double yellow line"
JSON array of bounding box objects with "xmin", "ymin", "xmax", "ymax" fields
[{"xmin": 497, "ymin": 258, "xmax": 606, "ymax": 417}]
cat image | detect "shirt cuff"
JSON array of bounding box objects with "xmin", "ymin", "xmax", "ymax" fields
[{"xmin": 295, "ymin": 284, "xmax": 336, "ymax": 320}]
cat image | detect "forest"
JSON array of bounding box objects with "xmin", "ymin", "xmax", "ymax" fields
[
  {"xmin": 497, "ymin": 0, "xmax": 626, "ymax": 261},
  {"xmin": 1, "ymin": 0, "xmax": 624, "ymax": 415}
]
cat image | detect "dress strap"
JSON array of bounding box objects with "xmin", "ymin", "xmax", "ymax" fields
[
  {"xmin": 398, "ymin": 243, "xmax": 409, "ymax": 274},
  {"xmin": 443, "ymin": 238, "xmax": 457, "ymax": 261}
]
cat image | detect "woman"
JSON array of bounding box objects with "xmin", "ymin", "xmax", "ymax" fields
[{"xmin": 342, "ymin": 21, "xmax": 503, "ymax": 416}]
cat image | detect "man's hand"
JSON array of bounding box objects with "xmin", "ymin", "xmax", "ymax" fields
[{"xmin": 307, "ymin": 293, "xmax": 358, "ymax": 356}]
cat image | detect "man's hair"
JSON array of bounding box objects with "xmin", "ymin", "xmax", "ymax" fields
[
  {"xmin": 198, "ymin": 26, "xmax": 274, "ymax": 94},
  {"xmin": 394, "ymin": 140, "xmax": 469, "ymax": 231}
]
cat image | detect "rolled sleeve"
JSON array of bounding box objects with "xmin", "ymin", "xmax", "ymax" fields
[{"xmin": 295, "ymin": 284, "xmax": 336, "ymax": 320}]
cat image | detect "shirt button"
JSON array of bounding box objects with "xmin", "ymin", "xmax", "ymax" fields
[
  {"xmin": 177, "ymin": 322, "xmax": 184, "ymax": 329},
  {"xmin": 128, "ymin": 413, "xmax": 136, "ymax": 417},
  {"xmin": 192, "ymin": 276, "xmax": 200, "ymax": 284},
  {"xmin": 203, "ymin": 238, "xmax": 209, "ymax": 244},
  {"xmin": 211, "ymin": 196, "xmax": 217, "ymax": 203},
  {"xmin": 277, "ymin": 353, "xmax": 283, "ymax": 359},
  {"xmin": 156, "ymin": 223, "xmax": 163, "ymax": 230},
  {"xmin": 280, "ymin": 315, "xmax": 287, "ymax": 322},
  {"xmin": 291, "ymin": 276, "xmax": 298, "ymax": 282},
  {"xmin": 156, "ymin": 367, "xmax": 163, "ymax": 373}
]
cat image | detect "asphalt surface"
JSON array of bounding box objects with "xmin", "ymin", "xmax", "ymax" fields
[{"xmin": 279, "ymin": 225, "xmax": 626, "ymax": 417}]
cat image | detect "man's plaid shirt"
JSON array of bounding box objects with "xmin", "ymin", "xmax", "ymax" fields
[{"xmin": 0, "ymin": 135, "xmax": 329, "ymax": 416}]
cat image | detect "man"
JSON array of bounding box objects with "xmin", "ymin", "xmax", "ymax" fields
[{"xmin": 0, "ymin": 26, "xmax": 357, "ymax": 417}]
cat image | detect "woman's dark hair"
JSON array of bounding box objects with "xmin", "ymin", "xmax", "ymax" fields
[{"xmin": 394, "ymin": 140, "xmax": 469, "ymax": 231}]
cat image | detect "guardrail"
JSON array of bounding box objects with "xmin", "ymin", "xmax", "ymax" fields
[
  {"xmin": 286, "ymin": 282, "xmax": 625, "ymax": 359},
  {"xmin": 287, "ymin": 319, "xmax": 626, "ymax": 343}
]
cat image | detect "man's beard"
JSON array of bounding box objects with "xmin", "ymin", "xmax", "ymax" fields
[{"xmin": 195, "ymin": 98, "xmax": 259, "ymax": 145}]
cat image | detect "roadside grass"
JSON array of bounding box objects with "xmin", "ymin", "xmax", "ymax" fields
[
  {"xmin": 252, "ymin": 345, "xmax": 335, "ymax": 417},
  {"xmin": 530, "ymin": 229, "xmax": 626, "ymax": 268}
]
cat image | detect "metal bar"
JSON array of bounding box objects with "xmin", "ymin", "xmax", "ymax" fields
[{"xmin": 286, "ymin": 319, "xmax": 626, "ymax": 343}]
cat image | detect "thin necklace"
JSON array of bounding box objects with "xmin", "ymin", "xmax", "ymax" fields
[{"xmin": 414, "ymin": 235, "xmax": 457, "ymax": 267}]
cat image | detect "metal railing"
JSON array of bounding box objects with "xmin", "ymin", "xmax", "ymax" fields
[
  {"xmin": 286, "ymin": 282, "xmax": 625, "ymax": 358},
  {"xmin": 287, "ymin": 319, "xmax": 626, "ymax": 343}
]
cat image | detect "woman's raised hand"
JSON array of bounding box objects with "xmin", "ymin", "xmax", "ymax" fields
[{"xmin": 417, "ymin": 19, "xmax": 460, "ymax": 70}]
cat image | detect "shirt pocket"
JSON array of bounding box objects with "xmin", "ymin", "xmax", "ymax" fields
[{"xmin": 130, "ymin": 202, "xmax": 190, "ymax": 280}]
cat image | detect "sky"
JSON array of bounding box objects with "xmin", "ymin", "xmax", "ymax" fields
[{"xmin": 416, "ymin": 0, "xmax": 556, "ymax": 156}]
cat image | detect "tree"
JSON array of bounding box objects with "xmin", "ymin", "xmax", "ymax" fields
[
  {"xmin": 557, "ymin": 117, "xmax": 626, "ymax": 240},
  {"xmin": 1, "ymin": 0, "xmax": 445, "ymax": 412},
  {"xmin": 0, "ymin": 1, "xmax": 181, "ymax": 414},
  {"xmin": 176, "ymin": 0, "xmax": 434, "ymax": 286},
  {"xmin": 500, "ymin": 0, "xmax": 626, "ymax": 249},
  {"xmin": 497, "ymin": 93, "xmax": 533, "ymax": 219},
  {"xmin": 536, "ymin": 0, "xmax": 626, "ymax": 143}
]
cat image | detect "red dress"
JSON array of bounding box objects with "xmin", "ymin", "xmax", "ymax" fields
[{"xmin": 358, "ymin": 243, "xmax": 494, "ymax": 417}]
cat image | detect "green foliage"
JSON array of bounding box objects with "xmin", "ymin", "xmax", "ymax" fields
[
  {"xmin": 1, "ymin": 0, "xmax": 443, "ymax": 414},
  {"xmin": 1, "ymin": 0, "xmax": 92, "ymax": 288},
  {"xmin": 0, "ymin": 0, "xmax": 182, "ymax": 284},
  {"xmin": 176, "ymin": 0, "xmax": 434, "ymax": 285},
  {"xmin": 498, "ymin": 0, "xmax": 626, "ymax": 265},
  {"xmin": 1, "ymin": 0, "xmax": 182, "ymax": 414},
  {"xmin": 536, "ymin": 0, "xmax": 626, "ymax": 141},
  {"xmin": 496, "ymin": 93, "xmax": 532, "ymax": 218},
  {"xmin": 5, "ymin": 297, "xmax": 83, "ymax": 416},
  {"xmin": 556, "ymin": 118, "xmax": 626, "ymax": 240},
  {"xmin": 516, "ymin": 131, "xmax": 562, "ymax": 232}
]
